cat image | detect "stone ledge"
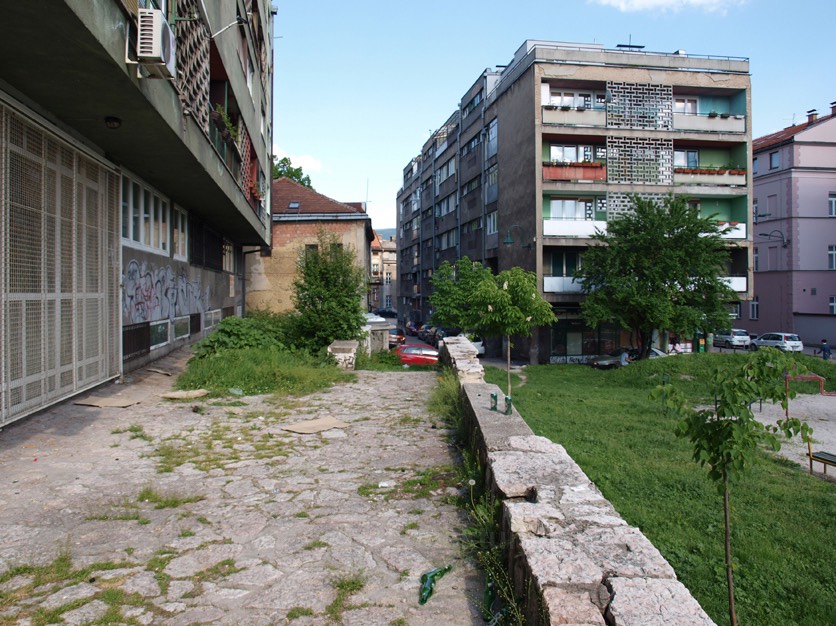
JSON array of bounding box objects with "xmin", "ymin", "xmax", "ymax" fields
[{"xmin": 440, "ymin": 341, "xmax": 716, "ymax": 626}]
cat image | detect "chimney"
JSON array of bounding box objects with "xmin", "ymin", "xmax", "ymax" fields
[
  {"xmin": 831, "ymin": 101, "xmax": 836, "ymax": 117},
  {"xmin": 806, "ymin": 109, "xmax": 818, "ymax": 125}
]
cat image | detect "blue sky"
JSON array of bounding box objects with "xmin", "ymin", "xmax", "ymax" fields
[{"xmin": 272, "ymin": 0, "xmax": 835, "ymax": 229}]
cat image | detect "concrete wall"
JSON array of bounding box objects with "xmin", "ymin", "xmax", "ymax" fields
[{"xmin": 440, "ymin": 336, "xmax": 716, "ymax": 625}]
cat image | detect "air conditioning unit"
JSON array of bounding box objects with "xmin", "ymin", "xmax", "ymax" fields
[{"xmin": 137, "ymin": 8, "xmax": 176, "ymax": 79}]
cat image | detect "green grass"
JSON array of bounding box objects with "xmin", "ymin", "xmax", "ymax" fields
[
  {"xmin": 325, "ymin": 573, "xmax": 366, "ymax": 621},
  {"xmin": 137, "ymin": 486, "xmax": 204, "ymax": 509},
  {"xmin": 175, "ymin": 347, "xmax": 354, "ymax": 396},
  {"xmin": 485, "ymin": 352, "xmax": 836, "ymax": 626}
]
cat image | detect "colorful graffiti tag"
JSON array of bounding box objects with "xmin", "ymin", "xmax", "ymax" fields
[{"xmin": 122, "ymin": 259, "xmax": 210, "ymax": 324}]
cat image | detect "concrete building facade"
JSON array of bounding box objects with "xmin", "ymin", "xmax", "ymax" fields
[
  {"xmin": 369, "ymin": 233, "xmax": 398, "ymax": 313},
  {"xmin": 741, "ymin": 105, "xmax": 836, "ymax": 343},
  {"xmin": 245, "ymin": 178, "xmax": 373, "ymax": 314},
  {"xmin": 0, "ymin": 1, "xmax": 274, "ymax": 427},
  {"xmin": 397, "ymin": 40, "xmax": 752, "ymax": 363}
]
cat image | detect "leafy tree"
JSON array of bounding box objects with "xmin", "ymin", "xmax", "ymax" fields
[
  {"xmin": 431, "ymin": 259, "xmax": 556, "ymax": 396},
  {"xmin": 273, "ymin": 156, "xmax": 313, "ymax": 188},
  {"xmin": 652, "ymin": 348, "xmax": 812, "ymax": 626},
  {"xmin": 291, "ymin": 230, "xmax": 366, "ymax": 351},
  {"xmin": 576, "ymin": 195, "xmax": 736, "ymax": 358}
]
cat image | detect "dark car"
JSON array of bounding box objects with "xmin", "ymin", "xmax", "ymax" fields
[
  {"xmin": 429, "ymin": 327, "xmax": 461, "ymax": 348},
  {"xmin": 395, "ymin": 345, "xmax": 439, "ymax": 366},
  {"xmin": 417, "ymin": 325, "xmax": 435, "ymax": 343},
  {"xmin": 388, "ymin": 327, "xmax": 406, "ymax": 348},
  {"xmin": 374, "ymin": 307, "xmax": 398, "ymax": 318},
  {"xmin": 405, "ymin": 321, "xmax": 419, "ymax": 336}
]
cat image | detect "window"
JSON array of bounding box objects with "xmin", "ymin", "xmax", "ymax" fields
[
  {"xmin": 552, "ymin": 251, "xmax": 580, "ymax": 277},
  {"xmin": 550, "ymin": 199, "xmax": 585, "ymax": 220},
  {"xmin": 829, "ymin": 193, "xmax": 836, "ymax": 217},
  {"xmin": 753, "ymin": 246, "xmax": 759, "ymax": 272},
  {"xmin": 434, "ymin": 158, "xmax": 456, "ymax": 193},
  {"xmin": 674, "ymin": 150, "xmax": 699, "ymax": 168},
  {"xmin": 172, "ymin": 206, "xmax": 188, "ymax": 260},
  {"xmin": 753, "ymin": 198, "xmax": 759, "ymax": 224},
  {"xmin": 385, "ymin": 272, "xmax": 391, "ymax": 285},
  {"xmin": 829, "ymin": 245, "xmax": 836, "ymax": 270},
  {"xmin": 463, "ymin": 176, "xmax": 480, "ymax": 195},
  {"xmin": 486, "ymin": 119, "xmax": 497, "ymax": 158},
  {"xmin": 437, "ymin": 229, "xmax": 458, "ymax": 250},
  {"xmin": 436, "ymin": 194, "xmax": 455, "ymax": 217},
  {"xmin": 372, "ymin": 262, "xmax": 379, "ymax": 274},
  {"xmin": 769, "ymin": 151, "xmax": 780, "ymax": 169},
  {"xmin": 222, "ymin": 240, "xmax": 234, "ymax": 273},
  {"xmin": 753, "ymin": 157, "xmax": 758, "ymax": 176},
  {"xmin": 486, "ymin": 211, "xmax": 498, "ymax": 235},
  {"xmin": 750, "ymin": 296, "xmax": 759, "ymax": 320},
  {"xmin": 462, "ymin": 91, "xmax": 482, "ymax": 118},
  {"xmin": 461, "ymin": 135, "xmax": 481, "ymax": 157},
  {"xmin": 385, "ymin": 295, "xmax": 392, "ymax": 308},
  {"xmin": 674, "ymin": 98, "xmax": 698, "ymax": 114},
  {"xmin": 729, "ymin": 303, "xmax": 741, "ymax": 319},
  {"xmin": 830, "ymin": 296, "xmax": 836, "ymax": 315},
  {"xmin": 121, "ymin": 175, "xmax": 170, "ymax": 253}
]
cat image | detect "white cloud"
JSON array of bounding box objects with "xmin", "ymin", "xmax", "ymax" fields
[
  {"xmin": 589, "ymin": 0, "xmax": 743, "ymax": 12},
  {"xmin": 272, "ymin": 146, "xmax": 323, "ymax": 173}
]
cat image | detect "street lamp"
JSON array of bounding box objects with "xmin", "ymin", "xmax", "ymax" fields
[
  {"xmin": 758, "ymin": 230, "xmax": 790, "ymax": 248},
  {"xmin": 502, "ymin": 224, "xmax": 533, "ymax": 250}
]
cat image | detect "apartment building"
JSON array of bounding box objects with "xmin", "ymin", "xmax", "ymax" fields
[
  {"xmin": 369, "ymin": 233, "xmax": 398, "ymax": 313},
  {"xmin": 0, "ymin": 1, "xmax": 274, "ymax": 427},
  {"xmin": 397, "ymin": 40, "xmax": 752, "ymax": 363},
  {"xmin": 741, "ymin": 105, "xmax": 836, "ymax": 342}
]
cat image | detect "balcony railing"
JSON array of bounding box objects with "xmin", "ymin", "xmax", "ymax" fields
[
  {"xmin": 674, "ymin": 168, "xmax": 746, "ymax": 186},
  {"xmin": 542, "ymin": 106, "xmax": 606, "ymax": 127},
  {"xmin": 717, "ymin": 222, "xmax": 747, "ymax": 239},
  {"xmin": 543, "ymin": 219, "xmax": 607, "ymax": 238},
  {"xmin": 543, "ymin": 162, "xmax": 606, "ymax": 182},
  {"xmin": 673, "ymin": 112, "xmax": 746, "ymax": 133},
  {"xmin": 722, "ymin": 276, "xmax": 747, "ymax": 292},
  {"xmin": 544, "ymin": 276, "xmax": 583, "ymax": 293}
]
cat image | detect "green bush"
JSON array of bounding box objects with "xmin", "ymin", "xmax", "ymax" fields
[
  {"xmin": 176, "ymin": 347, "xmax": 352, "ymax": 396},
  {"xmin": 190, "ymin": 315, "xmax": 281, "ymax": 360}
]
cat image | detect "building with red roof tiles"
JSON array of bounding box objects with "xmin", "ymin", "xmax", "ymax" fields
[
  {"xmin": 740, "ymin": 103, "xmax": 836, "ymax": 342},
  {"xmin": 245, "ymin": 178, "xmax": 373, "ymax": 313}
]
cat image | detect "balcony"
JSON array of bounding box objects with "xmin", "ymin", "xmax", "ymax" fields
[
  {"xmin": 544, "ymin": 276, "xmax": 583, "ymax": 293},
  {"xmin": 673, "ymin": 113, "xmax": 746, "ymax": 133},
  {"xmin": 722, "ymin": 276, "xmax": 748, "ymax": 293},
  {"xmin": 543, "ymin": 219, "xmax": 607, "ymax": 238},
  {"xmin": 543, "ymin": 162, "xmax": 606, "ymax": 182},
  {"xmin": 717, "ymin": 221, "xmax": 747, "ymax": 240},
  {"xmin": 673, "ymin": 168, "xmax": 746, "ymax": 187},
  {"xmin": 542, "ymin": 106, "xmax": 606, "ymax": 127}
]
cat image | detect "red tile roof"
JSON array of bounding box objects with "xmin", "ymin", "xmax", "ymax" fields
[
  {"xmin": 753, "ymin": 113, "xmax": 836, "ymax": 152},
  {"xmin": 270, "ymin": 178, "xmax": 367, "ymax": 216}
]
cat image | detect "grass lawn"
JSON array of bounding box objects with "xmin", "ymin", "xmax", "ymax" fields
[{"xmin": 485, "ymin": 352, "xmax": 836, "ymax": 626}]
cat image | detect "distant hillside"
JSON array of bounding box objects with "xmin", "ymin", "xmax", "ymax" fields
[{"xmin": 375, "ymin": 228, "xmax": 396, "ymax": 240}]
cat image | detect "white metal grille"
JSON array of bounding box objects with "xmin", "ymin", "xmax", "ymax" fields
[{"xmin": 1, "ymin": 105, "xmax": 120, "ymax": 427}]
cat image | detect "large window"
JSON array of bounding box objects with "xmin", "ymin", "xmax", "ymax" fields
[
  {"xmin": 437, "ymin": 229, "xmax": 458, "ymax": 251},
  {"xmin": 550, "ymin": 199, "xmax": 585, "ymax": 220},
  {"xmin": 750, "ymin": 296, "xmax": 759, "ymax": 320},
  {"xmin": 121, "ymin": 175, "xmax": 170, "ymax": 253},
  {"xmin": 552, "ymin": 251, "xmax": 580, "ymax": 277},
  {"xmin": 550, "ymin": 144, "xmax": 602, "ymax": 163},
  {"xmin": 769, "ymin": 151, "xmax": 780, "ymax": 169}
]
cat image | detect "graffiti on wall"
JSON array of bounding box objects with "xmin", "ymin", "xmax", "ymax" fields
[{"xmin": 123, "ymin": 259, "xmax": 210, "ymax": 324}]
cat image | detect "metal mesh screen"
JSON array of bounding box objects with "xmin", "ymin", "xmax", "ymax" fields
[{"xmin": 1, "ymin": 105, "xmax": 120, "ymax": 427}]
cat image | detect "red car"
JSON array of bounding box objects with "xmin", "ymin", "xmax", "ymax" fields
[{"xmin": 394, "ymin": 345, "xmax": 439, "ymax": 366}]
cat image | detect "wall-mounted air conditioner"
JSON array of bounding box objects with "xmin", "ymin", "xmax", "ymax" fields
[{"xmin": 137, "ymin": 8, "xmax": 176, "ymax": 79}]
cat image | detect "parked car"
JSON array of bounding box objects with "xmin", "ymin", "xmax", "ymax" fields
[
  {"xmin": 363, "ymin": 312, "xmax": 386, "ymax": 324},
  {"xmin": 394, "ymin": 345, "xmax": 439, "ymax": 366},
  {"xmin": 417, "ymin": 325, "xmax": 435, "ymax": 343},
  {"xmin": 405, "ymin": 321, "xmax": 419, "ymax": 336},
  {"xmin": 713, "ymin": 328, "xmax": 751, "ymax": 349},
  {"xmin": 752, "ymin": 332, "xmax": 804, "ymax": 352},
  {"xmin": 388, "ymin": 327, "xmax": 405, "ymax": 348},
  {"xmin": 467, "ymin": 334, "xmax": 485, "ymax": 357},
  {"xmin": 374, "ymin": 307, "xmax": 398, "ymax": 318},
  {"xmin": 429, "ymin": 326, "xmax": 461, "ymax": 348}
]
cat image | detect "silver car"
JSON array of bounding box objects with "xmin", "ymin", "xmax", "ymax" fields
[
  {"xmin": 713, "ymin": 328, "xmax": 751, "ymax": 349},
  {"xmin": 752, "ymin": 332, "xmax": 803, "ymax": 352}
]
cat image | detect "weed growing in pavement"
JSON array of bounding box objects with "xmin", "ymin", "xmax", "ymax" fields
[
  {"xmin": 287, "ymin": 606, "xmax": 315, "ymax": 619},
  {"xmin": 401, "ymin": 522, "xmax": 419, "ymax": 534},
  {"xmin": 111, "ymin": 423, "xmax": 152, "ymax": 441},
  {"xmin": 137, "ymin": 486, "xmax": 203, "ymax": 509},
  {"xmin": 303, "ymin": 540, "xmax": 328, "ymax": 550},
  {"xmin": 325, "ymin": 572, "xmax": 366, "ymax": 621},
  {"xmin": 146, "ymin": 548, "xmax": 177, "ymax": 594}
]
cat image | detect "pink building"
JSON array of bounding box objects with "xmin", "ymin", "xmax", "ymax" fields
[{"xmin": 742, "ymin": 103, "xmax": 836, "ymax": 344}]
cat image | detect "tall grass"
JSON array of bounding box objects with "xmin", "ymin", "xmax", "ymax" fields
[{"xmin": 485, "ymin": 353, "xmax": 836, "ymax": 626}]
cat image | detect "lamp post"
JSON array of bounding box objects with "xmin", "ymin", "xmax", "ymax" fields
[
  {"xmin": 757, "ymin": 230, "xmax": 790, "ymax": 248},
  {"xmin": 502, "ymin": 224, "xmax": 533, "ymax": 249}
]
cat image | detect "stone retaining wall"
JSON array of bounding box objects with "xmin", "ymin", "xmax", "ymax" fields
[{"xmin": 440, "ymin": 336, "xmax": 715, "ymax": 626}]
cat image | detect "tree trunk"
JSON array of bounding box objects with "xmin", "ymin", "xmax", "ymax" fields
[
  {"xmin": 506, "ymin": 334, "xmax": 511, "ymax": 398},
  {"xmin": 723, "ymin": 469, "xmax": 738, "ymax": 626}
]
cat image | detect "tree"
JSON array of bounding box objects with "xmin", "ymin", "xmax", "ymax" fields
[
  {"xmin": 291, "ymin": 230, "xmax": 366, "ymax": 351},
  {"xmin": 576, "ymin": 195, "xmax": 736, "ymax": 358},
  {"xmin": 273, "ymin": 156, "xmax": 313, "ymax": 188},
  {"xmin": 652, "ymin": 349, "xmax": 812, "ymax": 626},
  {"xmin": 431, "ymin": 259, "xmax": 556, "ymax": 396}
]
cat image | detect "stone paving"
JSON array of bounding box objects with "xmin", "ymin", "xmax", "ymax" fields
[{"xmin": 0, "ymin": 349, "xmax": 484, "ymax": 625}]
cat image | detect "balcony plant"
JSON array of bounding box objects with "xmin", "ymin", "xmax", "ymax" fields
[{"xmin": 214, "ymin": 104, "xmax": 239, "ymax": 143}]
